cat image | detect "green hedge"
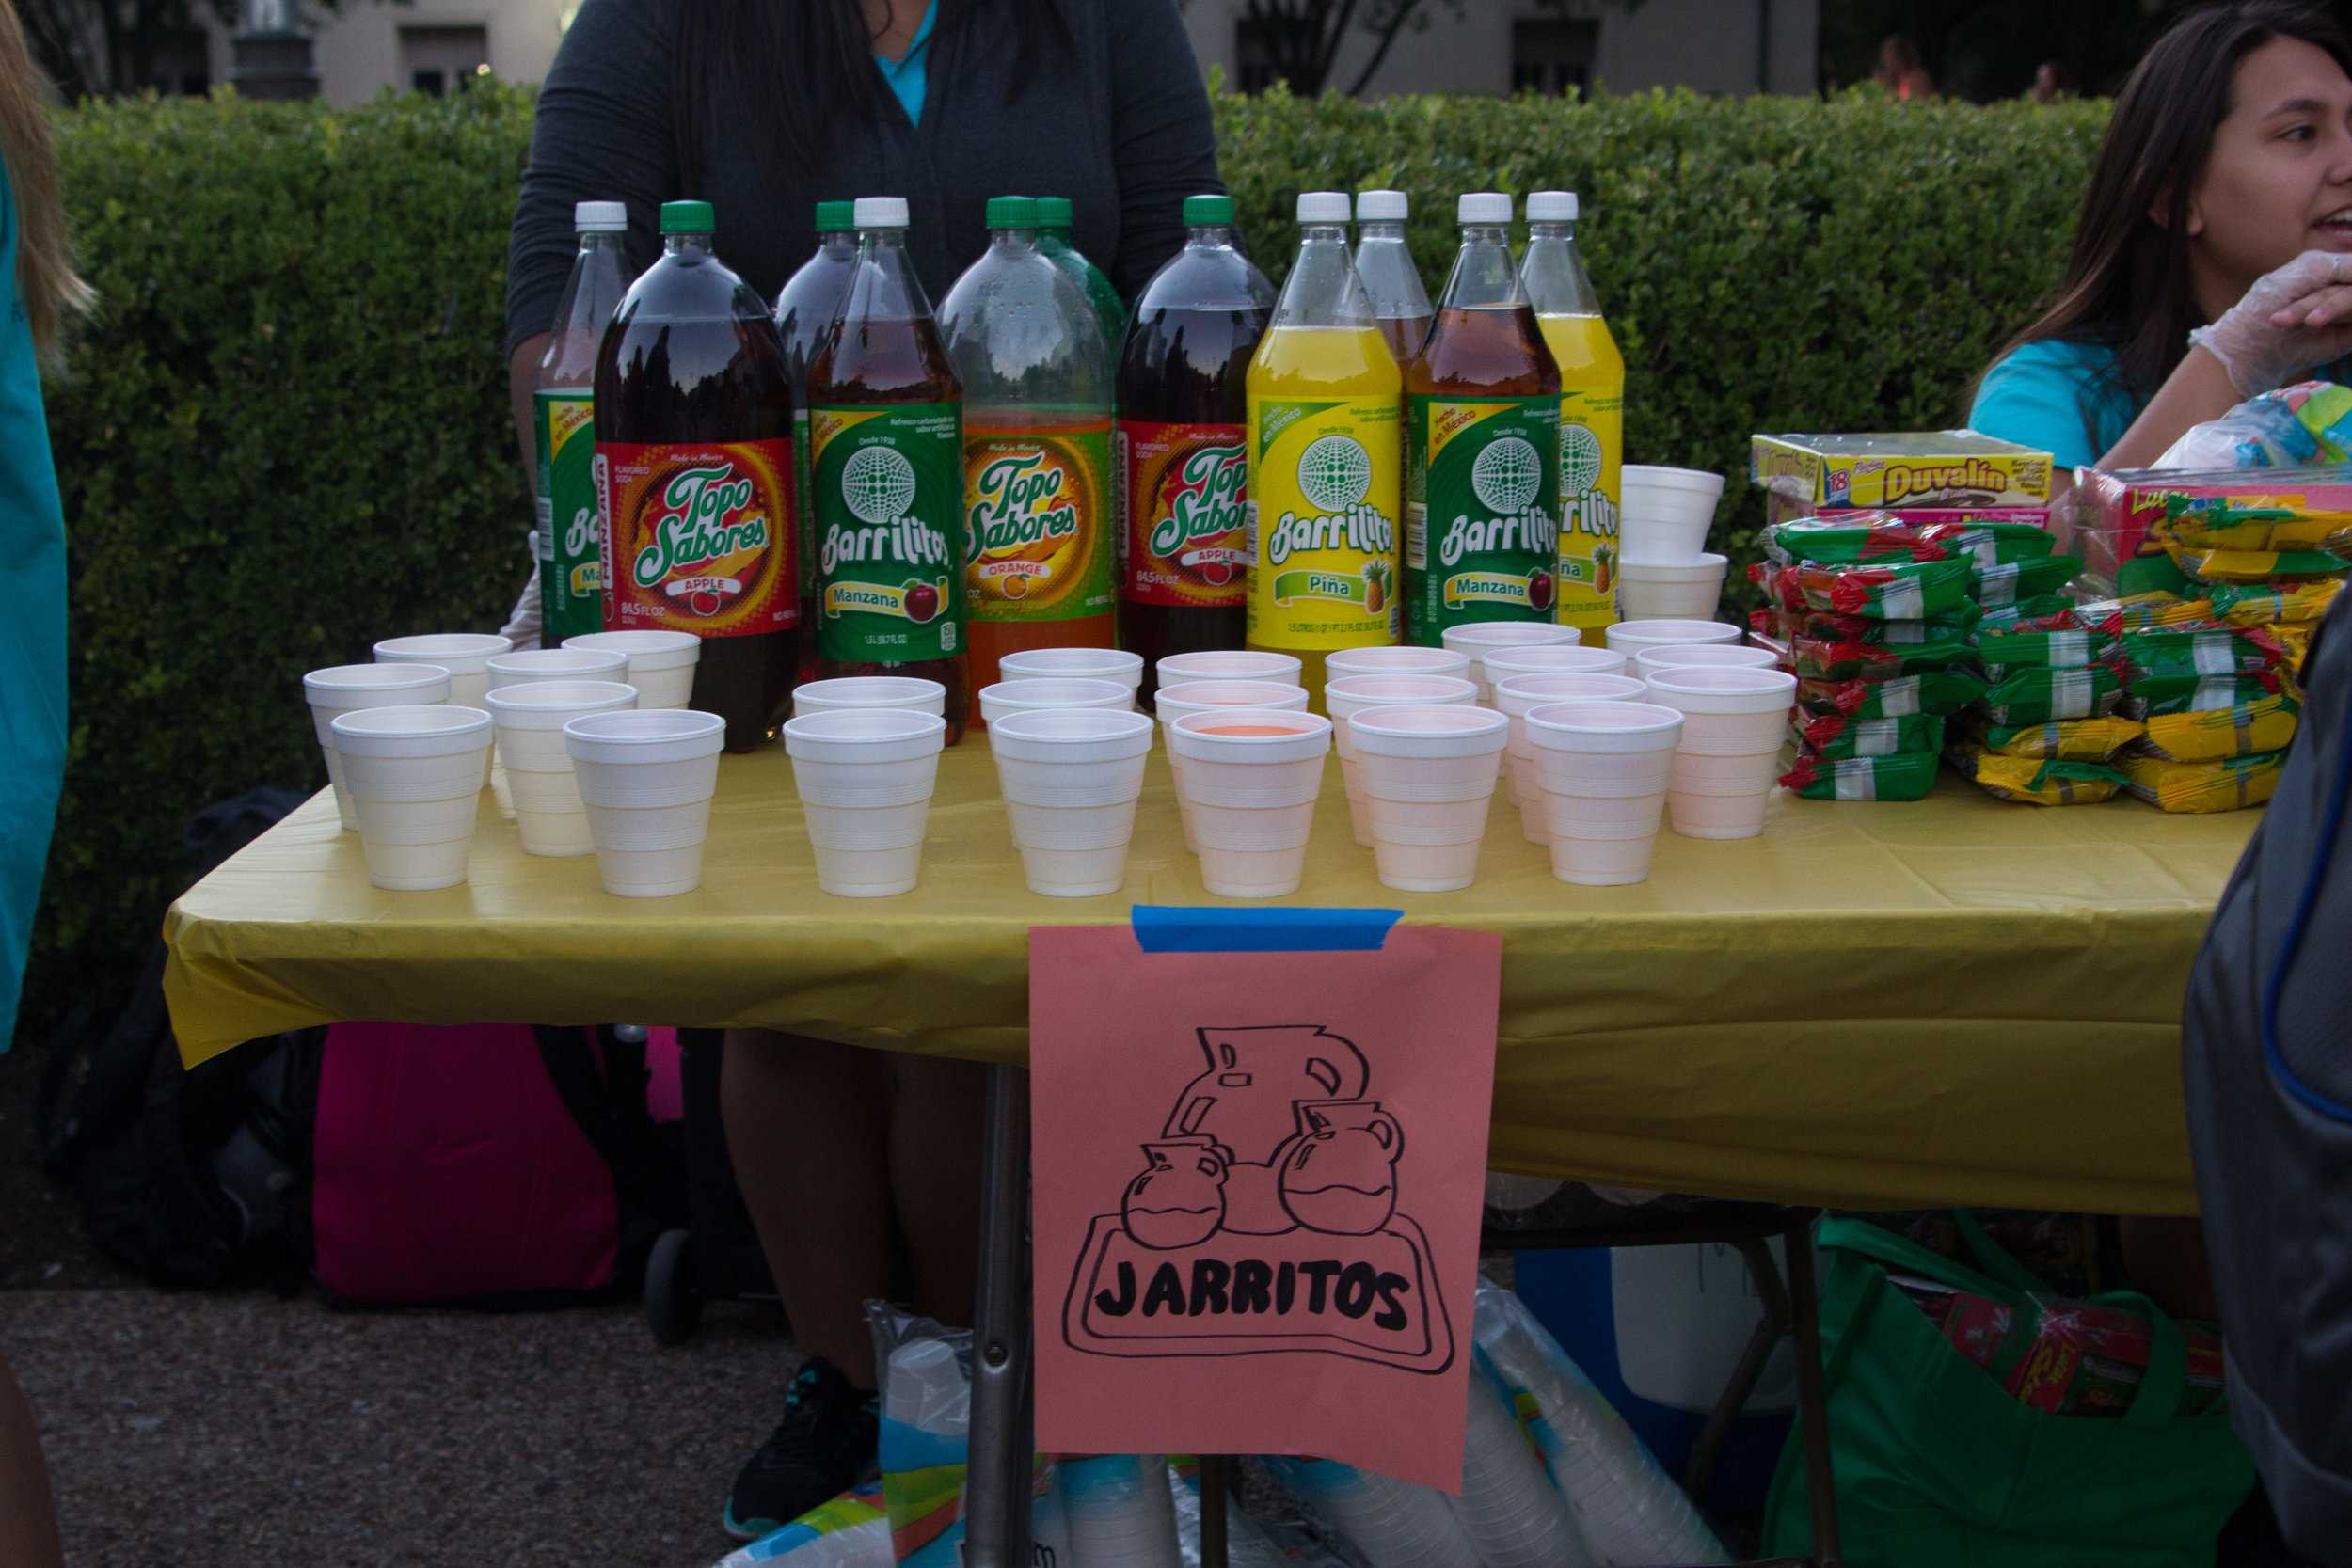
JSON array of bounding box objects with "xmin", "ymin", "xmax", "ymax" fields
[{"xmin": 19, "ymin": 84, "xmax": 2107, "ymax": 1046}]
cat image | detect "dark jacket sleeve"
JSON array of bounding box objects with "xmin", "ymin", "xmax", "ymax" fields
[
  {"xmin": 502, "ymin": 0, "xmax": 679, "ymax": 362},
  {"xmin": 1102, "ymin": 0, "xmax": 1225, "ymax": 302}
]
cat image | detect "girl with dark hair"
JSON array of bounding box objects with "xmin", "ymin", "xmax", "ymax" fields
[
  {"xmin": 499, "ymin": 0, "xmax": 1224, "ymax": 1544},
  {"xmin": 1971, "ymin": 2, "xmax": 2352, "ymax": 492}
]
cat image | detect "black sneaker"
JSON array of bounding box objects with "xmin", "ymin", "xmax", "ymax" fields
[{"xmin": 723, "ymin": 1358, "xmax": 880, "ymax": 1541}]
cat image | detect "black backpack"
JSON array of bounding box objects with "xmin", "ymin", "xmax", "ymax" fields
[{"xmin": 2184, "ymin": 587, "xmax": 2352, "ymax": 1567}]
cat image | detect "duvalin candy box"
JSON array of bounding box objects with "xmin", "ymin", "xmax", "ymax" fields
[{"xmin": 1752, "ymin": 430, "xmax": 2055, "ymax": 511}]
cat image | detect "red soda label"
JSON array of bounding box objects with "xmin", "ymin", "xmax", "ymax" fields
[
  {"xmin": 596, "ymin": 439, "xmax": 798, "ymax": 636},
  {"xmin": 1118, "ymin": 420, "xmax": 1248, "ymax": 609}
]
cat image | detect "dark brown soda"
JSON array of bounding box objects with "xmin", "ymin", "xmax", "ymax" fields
[
  {"xmin": 1409, "ymin": 304, "xmax": 1553, "ymax": 397},
  {"xmin": 808, "ymin": 288, "xmax": 973, "ymax": 743},
  {"xmin": 595, "ymin": 236, "xmax": 798, "ymax": 752}
]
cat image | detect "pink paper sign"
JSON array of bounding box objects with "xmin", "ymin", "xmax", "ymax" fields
[{"xmin": 1029, "ymin": 923, "xmax": 1502, "ymax": 1492}]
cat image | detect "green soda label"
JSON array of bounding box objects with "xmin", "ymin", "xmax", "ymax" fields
[
  {"xmin": 1405, "ymin": 394, "xmax": 1562, "ymax": 643},
  {"xmin": 811, "ymin": 400, "xmax": 964, "ymax": 663},
  {"xmin": 534, "ymin": 388, "xmax": 605, "ymax": 641},
  {"xmin": 793, "ymin": 405, "xmax": 814, "ymax": 604}
]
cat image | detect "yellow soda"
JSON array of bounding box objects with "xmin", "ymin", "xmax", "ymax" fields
[
  {"xmin": 1521, "ymin": 192, "xmax": 1624, "ymax": 637},
  {"xmin": 1245, "ymin": 192, "xmax": 1405, "ymax": 707}
]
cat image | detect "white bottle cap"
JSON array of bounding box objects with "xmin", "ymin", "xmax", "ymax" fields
[
  {"xmin": 1457, "ymin": 192, "xmax": 1513, "ymax": 225},
  {"xmin": 1526, "ymin": 190, "xmax": 1579, "ymax": 223},
  {"xmin": 1296, "ymin": 190, "xmax": 1352, "ymax": 225},
  {"xmin": 1355, "ymin": 189, "xmax": 1408, "ymax": 222},
  {"xmin": 574, "ymin": 200, "xmax": 628, "ymax": 232},
  {"xmin": 853, "ymin": 196, "xmax": 910, "ymax": 230}
]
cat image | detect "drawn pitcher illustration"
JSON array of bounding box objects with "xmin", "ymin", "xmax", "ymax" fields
[
  {"xmin": 1121, "ymin": 1137, "xmax": 1229, "ymax": 1250},
  {"xmin": 1161, "ymin": 1026, "xmax": 1369, "ymax": 1234},
  {"xmin": 1276, "ymin": 1100, "xmax": 1404, "ymax": 1235}
]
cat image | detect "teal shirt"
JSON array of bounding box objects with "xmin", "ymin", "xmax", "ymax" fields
[
  {"xmin": 874, "ymin": 0, "xmax": 939, "ymax": 126},
  {"xmin": 1967, "ymin": 338, "xmax": 2137, "ymax": 473},
  {"xmin": 0, "ymin": 166, "xmax": 68, "ymax": 1050}
]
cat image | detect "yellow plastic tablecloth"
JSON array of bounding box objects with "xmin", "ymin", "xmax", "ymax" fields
[{"xmin": 162, "ymin": 737, "xmax": 2256, "ymax": 1216}]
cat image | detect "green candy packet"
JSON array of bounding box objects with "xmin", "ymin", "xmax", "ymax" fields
[
  {"xmin": 1796, "ymin": 669, "xmax": 1990, "ymax": 719},
  {"xmin": 1974, "ymin": 594, "xmax": 2079, "ymax": 632},
  {"xmin": 1980, "ymin": 663, "xmax": 2124, "ymax": 724},
  {"xmin": 1977, "ymin": 626, "xmax": 2118, "ymax": 671},
  {"xmin": 1791, "ymin": 711, "xmax": 1946, "ymax": 760},
  {"xmin": 1970, "ymin": 554, "xmax": 2082, "ymax": 608},
  {"xmin": 1780, "ymin": 747, "xmax": 1941, "ymax": 801},
  {"xmin": 1782, "ymin": 556, "xmax": 1976, "ymax": 620},
  {"xmin": 2120, "ymin": 673, "xmax": 2291, "ymax": 718}
]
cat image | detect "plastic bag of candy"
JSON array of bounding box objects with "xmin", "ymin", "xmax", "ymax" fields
[
  {"xmin": 2166, "ymin": 543, "xmax": 2350, "ymax": 584},
  {"xmin": 2111, "ymin": 624, "xmax": 2289, "ymax": 684},
  {"xmin": 1794, "ymin": 711, "xmax": 1946, "ymax": 760},
  {"xmin": 1797, "ymin": 669, "xmax": 1989, "ymax": 720},
  {"xmin": 1788, "ymin": 635, "xmax": 1979, "ymax": 682},
  {"xmin": 1780, "ymin": 748, "xmax": 1940, "ymax": 801},
  {"xmin": 1980, "ymin": 664, "xmax": 2125, "ymax": 725},
  {"xmin": 2198, "ymin": 578, "xmax": 2344, "ymax": 626},
  {"xmin": 2119, "ymin": 749, "xmax": 2287, "ymax": 813},
  {"xmin": 1975, "ymin": 594, "xmax": 2083, "ymax": 632},
  {"xmin": 1972, "ymin": 554, "xmax": 2084, "ymax": 608},
  {"xmin": 2069, "ymin": 591, "xmax": 2203, "ymax": 630},
  {"xmin": 1890, "ymin": 1275, "xmax": 2230, "ymax": 1418},
  {"xmin": 1776, "ymin": 606, "xmax": 1981, "ymax": 647},
  {"xmin": 1970, "ymin": 716, "xmax": 2146, "ymax": 763},
  {"xmin": 1947, "ymin": 745, "xmax": 2128, "ymax": 806},
  {"xmin": 1977, "ymin": 625, "xmax": 2118, "ymax": 671},
  {"xmin": 2136, "ymin": 693, "xmax": 2299, "ymax": 762},
  {"xmin": 1767, "ymin": 557, "xmax": 1976, "ymax": 619}
]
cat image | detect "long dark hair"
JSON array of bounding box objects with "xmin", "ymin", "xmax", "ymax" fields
[
  {"xmin": 673, "ymin": 0, "xmax": 1075, "ymax": 192},
  {"xmin": 1990, "ymin": 2, "xmax": 2352, "ymax": 415}
]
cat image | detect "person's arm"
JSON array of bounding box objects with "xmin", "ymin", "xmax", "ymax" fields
[
  {"xmin": 502, "ymin": 0, "xmax": 679, "ymax": 496},
  {"xmin": 2091, "ymin": 343, "xmax": 2244, "ymax": 474},
  {"xmin": 1102, "ymin": 0, "xmax": 1225, "ymax": 301}
]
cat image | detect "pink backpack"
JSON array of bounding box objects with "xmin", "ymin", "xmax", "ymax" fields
[{"xmin": 302, "ymin": 1022, "xmax": 683, "ymax": 1307}]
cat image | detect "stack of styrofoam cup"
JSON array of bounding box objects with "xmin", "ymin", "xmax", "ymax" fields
[
  {"xmin": 1482, "ymin": 643, "xmax": 1629, "ymax": 687},
  {"xmin": 1348, "ymin": 705, "xmax": 1512, "ymax": 893},
  {"xmin": 1621, "ymin": 554, "xmax": 1732, "ymax": 621},
  {"xmin": 1325, "ymin": 645, "xmax": 1475, "ymax": 683},
  {"xmin": 1153, "ymin": 649, "xmax": 1303, "ymax": 695},
  {"xmin": 485, "ymin": 646, "xmax": 628, "ymax": 691},
  {"xmin": 989, "ymin": 707, "xmax": 1155, "ymax": 897},
  {"xmin": 304, "ymin": 663, "xmax": 452, "ymax": 832},
  {"xmin": 977, "ymin": 676, "xmax": 1131, "ymax": 727},
  {"xmin": 1605, "ymin": 618, "xmax": 1741, "ymax": 663},
  {"xmin": 998, "ymin": 647, "xmax": 1144, "ymax": 707},
  {"xmin": 1439, "ymin": 623, "xmax": 1581, "ymax": 705},
  {"xmin": 781, "ymin": 708, "xmax": 948, "ymax": 897},
  {"xmin": 1523, "ymin": 701, "xmax": 1686, "ymax": 886},
  {"xmin": 564, "ymin": 709, "xmax": 728, "ymax": 896},
  {"xmin": 1167, "ymin": 708, "xmax": 1332, "ymax": 898},
  {"xmin": 1325, "ymin": 673, "xmax": 1480, "ymax": 847},
  {"xmin": 1643, "ymin": 666, "xmax": 1799, "ymax": 840},
  {"xmin": 1632, "ymin": 643, "xmax": 1782, "ymax": 679},
  {"xmin": 789, "ymin": 676, "xmax": 946, "ymax": 721},
  {"xmin": 375, "ymin": 633, "xmax": 511, "ymax": 788},
  {"xmin": 1153, "ymin": 680, "xmax": 1311, "ymax": 852},
  {"xmin": 483, "ymin": 679, "xmax": 637, "ymax": 856},
  {"xmin": 1492, "ymin": 672, "xmax": 1650, "ymax": 845},
  {"xmin": 563, "ymin": 629, "xmax": 701, "ymax": 708},
  {"xmin": 1619, "ymin": 465, "xmax": 1728, "ymax": 619},
  {"xmin": 327, "ymin": 705, "xmax": 495, "ymax": 891}
]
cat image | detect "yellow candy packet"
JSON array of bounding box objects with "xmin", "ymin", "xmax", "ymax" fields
[
  {"xmin": 1971, "ymin": 717, "xmax": 2146, "ymax": 762},
  {"xmin": 2137, "ymin": 696, "xmax": 2300, "ymax": 762},
  {"xmin": 1947, "ymin": 744, "xmax": 2127, "ymax": 806},
  {"xmin": 2118, "ymin": 749, "xmax": 2286, "ymax": 814},
  {"xmin": 2166, "ymin": 543, "xmax": 2351, "ymax": 582},
  {"xmin": 2199, "ymin": 578, "xmax": 2344, "ymax": 626}
]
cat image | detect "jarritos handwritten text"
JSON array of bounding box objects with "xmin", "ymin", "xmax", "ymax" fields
[{"xmin": 596, "ymin": 440, "xmax": 797, "ymax": 636}]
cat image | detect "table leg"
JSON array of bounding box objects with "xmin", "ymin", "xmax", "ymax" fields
[
  {"xmin": 963, "ymin": 1063, "xmax": 1033, "ymax": 1568},
  {"xmin": 1200, "ymin": 1454, "xmax": 1229, "ymax": 1568},
  {"xmin": 1786, "ymin": 1213, "xmax": 1840, "ymax": 1568}
]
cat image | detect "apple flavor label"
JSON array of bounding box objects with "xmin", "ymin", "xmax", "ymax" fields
[
  {"xmin": 1119, "ymin": 420, "xmax": 1249, "ymax": 609},
  {"xmin": 1403, "ymin": 394, "xmax": 1562, "ymax": 644},
  {"xmin": 808, "ymin": 401, "xmax": 965, "ymax": 663},
  {"xmin": 596, "ymin": 438, "xmax": 797, "ymax": 637}
]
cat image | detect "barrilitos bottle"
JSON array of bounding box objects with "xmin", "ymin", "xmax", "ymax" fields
[
  {"xmin": 1244, "ymin": 191, "xmax": 1404, "ymax": 707},
  {"xmin": 594, "ymin": 199, "xmax": 797, "ymax": 752},
  {"xmin": 1116, "ymin": 193, "xmax": 1273, "ymax": 708},
  {"xmin": 940, "ymin": 195, "xmax": 1116, "ymax": 701},
  {"xmin": 1519, "ymin": 190, "xmax": 1625, "ymax": 635},
  {"xmin": 774, "ymin": 199, "xmax": 861, "ymax": 673},
  {"xmin": 1404, "ymin": 192, "xmax": 1562, "ymax": 645},
  {"xmin": 806, "ymin": 197, "xmax": 971, "ymax": 742},
  {"xmin": 534, "ymin": 200, "xmax": 633, "ymax": 645},
  {"xmin": 1037, "ymin": 195, "xmax": 1128, "ymax": 359},
  {"xmin": 1354, "ymin": 189, "xmax": 1433, "ymax": 366}
]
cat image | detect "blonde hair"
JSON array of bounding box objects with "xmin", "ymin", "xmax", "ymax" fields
[{"xmin": 0, "ymin": 0, "xmax": 91, "ymax": 366}]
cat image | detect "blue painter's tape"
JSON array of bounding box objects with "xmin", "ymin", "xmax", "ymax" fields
[{"xmin": 1129, "ymin": 905, "xmax": 1400, "ymax": 953}]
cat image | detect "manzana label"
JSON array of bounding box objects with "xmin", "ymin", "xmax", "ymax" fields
[
  {"xmin": 1119, "ymin": 420, "xmax": 1249, "ymax": 608},
  {"xmin": 1404, "ymin": 394, "xmax": 1562, "ymax": 643},
  {"xmin": 810, "ymin": 401, "xmax": 964, "ymax": 662},
  {"xmin": 535, "ymin": 388, "xmax": 605, "ymax": 639},
  {"xmin": 595, "ymin": 438, "xmax": 796, "ymax": 637},
  {"xmin": 962, "ymin": 421, "xmax": 1114, "ymax": 623}
]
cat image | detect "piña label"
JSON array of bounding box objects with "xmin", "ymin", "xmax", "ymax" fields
[
  {"xmin": 1557, "ymin": 388, "xmax": 1622, "ymax": 633},
  {"xmin": 1405, "ymin": 394, "xmax": 1561, "ymax": 643},
  {"xmin": 1244, "ymin": 396, "xmax": 1402, "ymax": 649}
]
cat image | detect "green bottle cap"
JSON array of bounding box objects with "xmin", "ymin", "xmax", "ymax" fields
[
  {"xmin": 660, "ymin": 199, "xmax": 715, "ymax": 234},
  {"xmin": 985, "ymin": 195, "xmax": 1041, "ymax": 229},
  {"xmin": 1182, "ymin": 194, "xmax": 1233, "ymax": 227},
  {"xmin": 814, "ymin": 199, "xmax": 856, "ymax": 232},
  {"xmin": 1037, "ymin": 196, "xmax": 1074, "ymax": 231}
]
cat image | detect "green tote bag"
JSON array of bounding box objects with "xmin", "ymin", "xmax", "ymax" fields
[{"xmin": 1762, "ymin": 1215, "xmax": 2254, "ymax": 1568}]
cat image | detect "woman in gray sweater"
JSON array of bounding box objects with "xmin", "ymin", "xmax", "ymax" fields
[{"xmin": 501, "ymin": 0, "xmax": 1225, "ymax": 1544}]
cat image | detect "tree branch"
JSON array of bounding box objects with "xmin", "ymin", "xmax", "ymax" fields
[{"xmin": 1343, "ymin": 0, "xmax": 1428, "ymax": 98}]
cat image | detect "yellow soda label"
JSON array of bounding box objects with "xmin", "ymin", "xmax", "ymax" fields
[
  {"xmin": 1245, "ymin": 395, "xmax": 1403, "ymax": 649},
  {"xmin": 1556, "ymin": 387, "xmax": 1621, "ymax": 634}
]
